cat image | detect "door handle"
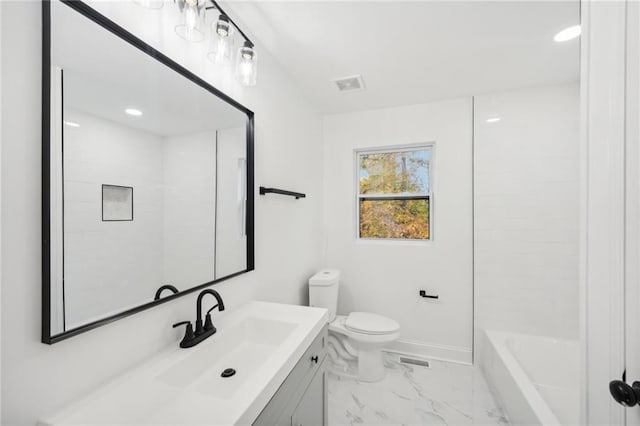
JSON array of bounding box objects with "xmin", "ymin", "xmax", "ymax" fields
[{"xmin": 610, "ymin": 371, "xmax": 640, "ymax": 407}]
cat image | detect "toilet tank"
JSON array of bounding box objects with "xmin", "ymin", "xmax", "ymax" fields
[{"xmin": 308, "ymin": 269, "xmax": 340, "ymax": 322}]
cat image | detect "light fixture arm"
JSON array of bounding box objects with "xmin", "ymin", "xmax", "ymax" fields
[{"xmin": 205, "ymin": 0, "xmax": 254, "ymax": 48}]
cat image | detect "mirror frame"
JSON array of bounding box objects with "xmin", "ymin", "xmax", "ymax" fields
[{"xmin": 41, "ymin": 0, "xmax": 255, "ymax": 344}]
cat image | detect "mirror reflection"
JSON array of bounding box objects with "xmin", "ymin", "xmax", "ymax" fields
[{"xmin": 48, "ymin": 2, "xmax": 250, "ymax": 335}]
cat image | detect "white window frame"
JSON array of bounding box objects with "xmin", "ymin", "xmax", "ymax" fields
[{"xmin": 354, "ymin": 142, "xmax": 434, "ymax": 243}]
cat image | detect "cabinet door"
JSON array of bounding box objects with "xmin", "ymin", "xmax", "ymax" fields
[
  {"xmin": 253, "ymin": 328, "xmax": 327, "ymax": 426},
  {"xmin": 291, "ymin": 361, "xmax": 327, "ymax": 426}
]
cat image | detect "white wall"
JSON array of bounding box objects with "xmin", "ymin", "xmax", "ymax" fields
[
  {"xmin": 0, "ymin": 1, "xmax": 323, "ymax": 424},
  {"xmin": 162, "ymin": 130, "xmax": 217, "ymax": 289},
  {"xmin": 322, "ymin": 98, "xmax": 474, "ymax": 363},
  {"xmin": 474, "ymin": 83, "xmax": 580, "ymax": 349},
  {"xmin": 63, "ymin": 109, "xmax": 165, "ymax": 330}
]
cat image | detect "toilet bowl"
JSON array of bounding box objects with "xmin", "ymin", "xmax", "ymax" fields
[
  {"xmin": 308, "ymin": 269, "xmax": 401, "ymax": 382},
  {"xmin": 329, "ymin": 313, "xmax": 400, "ymax": 382}
]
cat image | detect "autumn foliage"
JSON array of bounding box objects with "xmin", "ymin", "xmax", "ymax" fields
[{"xmin": 358, "ymin": 150, "xmax": 430, "ymax": 240}]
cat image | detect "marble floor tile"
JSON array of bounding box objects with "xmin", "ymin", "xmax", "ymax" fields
[{"xmin": 327, "ymin": 352, "xmax": 509, "ymax": 426}]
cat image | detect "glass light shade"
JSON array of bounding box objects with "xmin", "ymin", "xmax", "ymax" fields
[
  {"xmin": 235, "ymin": 41, "xmax": 258, "ymax": 87},
  {"xmin": 207, "ymin": 15, "xmax": 235, "ymax": 65},
  {"xmin": 133, "ymin": 0, "xmax": 164, "ymax": 9},
  {"xmin": 175, "ymin": 0, "xmax": 205, "ymax": 43}
]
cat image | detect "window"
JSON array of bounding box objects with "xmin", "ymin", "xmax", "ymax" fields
[{"xmin": 356, "ymin": 145, "xmax": 432, "ymax": 240}]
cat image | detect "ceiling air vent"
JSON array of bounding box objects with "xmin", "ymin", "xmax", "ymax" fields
[{"xmin": 333, "ymin": 75, "xmax": 365, "ymax": 92}]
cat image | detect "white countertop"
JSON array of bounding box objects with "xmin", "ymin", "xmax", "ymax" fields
[{"xmin": 39, "ymin": 301, "xmax": 328, "ymax": 426}]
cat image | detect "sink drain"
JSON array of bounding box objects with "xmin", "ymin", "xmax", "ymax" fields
[{"xmin": 221, "ymin": 368, "xmax": 236, "ymax": 378}]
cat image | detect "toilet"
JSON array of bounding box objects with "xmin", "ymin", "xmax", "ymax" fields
[{"xmin": 309, "ymin": 269, "xmax": 400, "ymax": 382}]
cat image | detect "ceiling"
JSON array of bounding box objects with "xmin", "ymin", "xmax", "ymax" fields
[
  {"xmin": 52, "ymin": 1, "xmax": 246, "ymax": 137},
  {"xmin": 227, "ymin": 1, "xmax": 580, "ymax": 114}
]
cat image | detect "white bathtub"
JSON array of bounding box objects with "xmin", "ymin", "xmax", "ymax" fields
[{"xmin": 481, "ymin": 330, "xmax": 580, "ymax": 426}]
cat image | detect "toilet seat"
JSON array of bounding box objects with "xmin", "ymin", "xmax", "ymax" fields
[
  {"xmin": 345, "ymin": 312, "xmax": 400, "ymax": 335},
  {"xmin": 329, "ymin": 314, "xmax": 400, "ymax": 345}
]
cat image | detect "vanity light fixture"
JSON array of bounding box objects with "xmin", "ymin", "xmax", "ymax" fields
[
  {"xmin": 486, "ymin": 117, "xmax": 501, "ymax": 123},
  {"xmin": 64, "ymin": 121, "xmax": 80, "ymax": 127},
  {"xmin": 236, "ymin": 41, "xmax": 258, "ymax": 87},
  {"xmin": 554, "ymin": 25, "xmax": 581, "ymax": 42},
  {"xmin": 169, "ymin": 0, "xmax": 259, "ymax": 86},
  {"xmin": 125, "ymin": 108, "xmax": 143, "ymax": 116},
  {"xmin": 207, "ymin": 14, "xmax": 234, "ymax": 65},
  {"xmin": 175, "ymin": 0, "xmax": 206, "ymax": 43}
]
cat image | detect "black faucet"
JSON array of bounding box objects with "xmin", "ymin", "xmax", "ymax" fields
[
  {"xmin": 172, "ymin": 288, "xmax": 225, "ymax": 348},
  {"xmin": 196, "ymin": 289, "xmax": 225, "ymax": 335},
  {"xmin": 154, "ymin": 284, "xmax": 179, "ymax": 300}
]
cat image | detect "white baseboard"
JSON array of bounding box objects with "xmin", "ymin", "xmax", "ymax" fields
[{"xmin": 385, "ymin": 339, "xmax": 473, "ymax": 365}]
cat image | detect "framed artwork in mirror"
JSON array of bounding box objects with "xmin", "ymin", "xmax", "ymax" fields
[{"xmin": 102, "ymin": 184, "xmax": 133, "ymax": 222}]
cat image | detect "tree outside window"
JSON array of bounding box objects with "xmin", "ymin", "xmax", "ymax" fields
[{"xmin": 357, "ymin": 145, "xmax": 432, "ymax": 240}]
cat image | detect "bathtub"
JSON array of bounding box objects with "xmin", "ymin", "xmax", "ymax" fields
[{"xmin": 481, "ymin": 330, "xmax": 580, "ymax": 426}]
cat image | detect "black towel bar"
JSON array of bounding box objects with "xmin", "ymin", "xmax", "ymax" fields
[{"xmin": 259, "ymin": 186, "xmax": 306, "ymax": 199}]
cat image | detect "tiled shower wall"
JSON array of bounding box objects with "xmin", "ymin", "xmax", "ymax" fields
[{"xmin": 474, "ymin": 83, "xmax": 580, "ymax": 349}]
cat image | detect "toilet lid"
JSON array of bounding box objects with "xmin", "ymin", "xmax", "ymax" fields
[{"xmin": 345, "ymin": 312, "xmax": 400, "ymax": 335}]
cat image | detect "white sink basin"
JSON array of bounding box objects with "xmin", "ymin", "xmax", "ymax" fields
[
  {"xmin": 39, "ymin": 301, "xmax": 328, "ymax": 426},
  {"xmin": 156, "ymin": 317, "xmax": 297, "ymax": 398}
]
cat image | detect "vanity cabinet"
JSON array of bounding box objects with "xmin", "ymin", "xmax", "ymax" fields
[{"xmin": 253, "ymin": 326, "xmax": 328, "ymax": 426}]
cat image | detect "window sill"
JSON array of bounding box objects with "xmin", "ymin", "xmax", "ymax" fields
[{"xmin": 355, "ymin": 238, "xmax": 434, "ymax": 246}]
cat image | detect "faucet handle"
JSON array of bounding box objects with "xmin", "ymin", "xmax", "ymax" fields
[
  {"xmin": 172, "ymin": 321, "xmax": 195, "ymax": 347},
  {"xmin": 204, "ymin": 313, "xmax": 217, "ymax": 333},
  {"xmin": 204, "ymin": 304, "xmax": 221, "ymax": 332}
]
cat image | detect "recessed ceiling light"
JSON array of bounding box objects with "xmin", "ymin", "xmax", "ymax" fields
[
  {"xmin": 64, "ymin": 121, "xmax": 80, "ymax": 127},
  {"xmin": 554, "ymin": 25, "xmax": 581, "ymax": 42},
  {"xmin": 486, "ymin": 117, "xmax": 501, "ymax": 123},
  {"xmin": 125, "ymin": 108, "xmax": 143, "ymax": 116}
]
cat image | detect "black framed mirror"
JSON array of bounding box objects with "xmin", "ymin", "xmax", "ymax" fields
[{"xmin": 42, "ymin": 0, "xmax": 255, "ymax": 344}]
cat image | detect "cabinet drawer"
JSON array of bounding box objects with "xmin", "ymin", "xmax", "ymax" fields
[{"xmin": 253, "ymin": 326, "xmax": 327, "ymax": 426}]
